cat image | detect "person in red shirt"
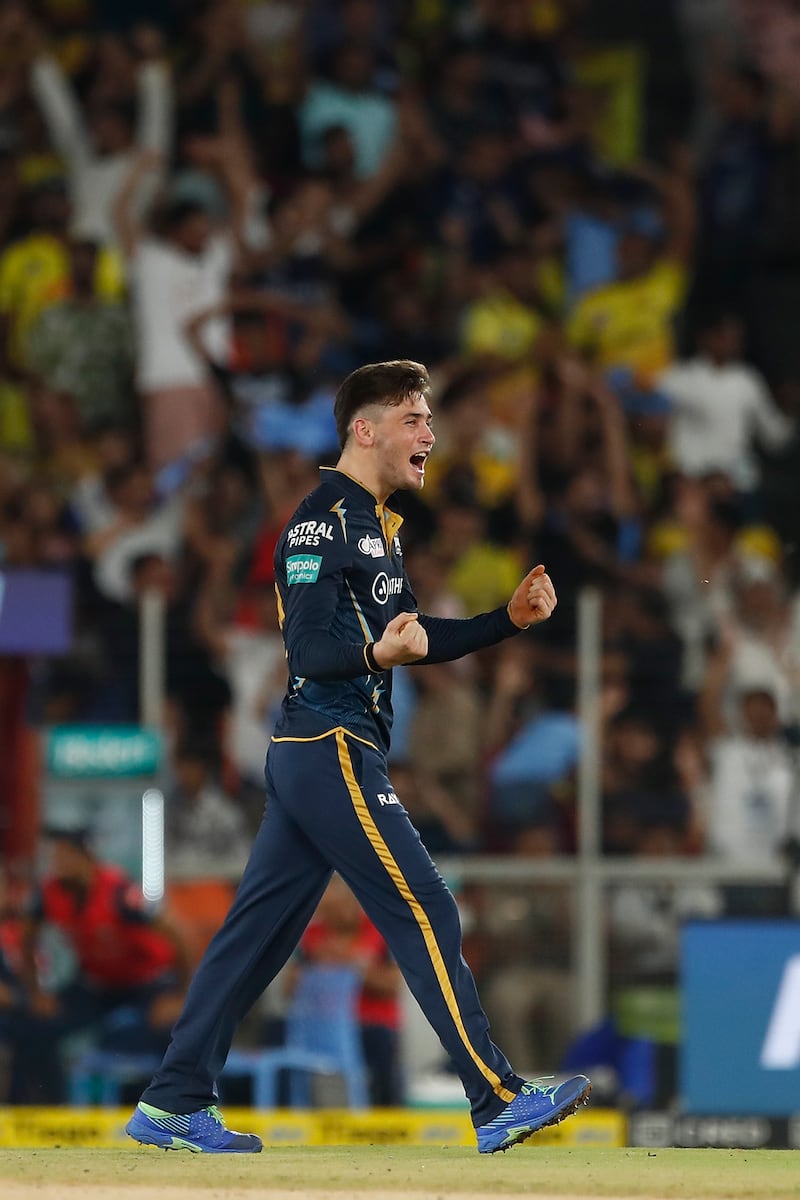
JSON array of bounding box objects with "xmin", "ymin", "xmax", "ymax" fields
[
  {"xmin": 17, "ymin": 828, "xmax": 190, "ymax": 1101},
  {"xmin": 291, "ymin": 874, "xmax": 402, "ymax": 1106},
  {"xmin": 0, "ymin": 864, "xmax": 52, "ymax": 1102}
]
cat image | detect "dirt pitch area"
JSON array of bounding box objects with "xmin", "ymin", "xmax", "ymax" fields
[{"xmin": 0, "ymin": 1146, "xmax": 797, "ymax": 1200}]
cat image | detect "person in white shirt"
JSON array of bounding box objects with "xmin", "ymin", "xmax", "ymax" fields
[
  {"xmin": 698, "ymin": 625, "xmax": 798, "ymax": 867},
  {"xmin": 166, "ymin": 742, "xmax": 251, "ymax": 879},
  {"xmin": 30, "ymin": 26, "xmax": 172, "ymax": 245},
  {"xmin": 658, "ymin": 313, "xmax": 793, "ymax": 493},
  {"xmin": 84, "ymin": 461, "xmax": 185, "ymax": 604},
  {"xmin": 113, "ymin": 144, "xmax": 255, "ymax": 477}
]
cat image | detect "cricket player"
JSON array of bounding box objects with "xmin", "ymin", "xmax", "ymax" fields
[{"xmin": 127, "ymin": 360, "xmax": 590, "ymax": 1154}]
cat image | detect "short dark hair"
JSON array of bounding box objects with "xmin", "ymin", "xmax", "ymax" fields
[
  {"xmin": 161, "ymin": 199, "xmax": 209, "ymax": 236},
  {"xmin": 43, "ymin": 826, "xmax": 93, "ymax": 854},
  {"xmin": 333, "ymin": 360, "xmax": 431, "ymax": 449}
]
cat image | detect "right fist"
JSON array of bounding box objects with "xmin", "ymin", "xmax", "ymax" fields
[{"xmin": 373, "ymin": 612, "xmax": 428, "ymax": 668}]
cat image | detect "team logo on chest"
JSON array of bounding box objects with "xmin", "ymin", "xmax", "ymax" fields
[
  {"xmin": 287, "ymin": 520, "xmax": 335, "ymax": 548},
  {"xmin": 358, "ymin": 534, "xmax": 385, "ymax": 558},
  {"xmin": 372, "ymin": 572, "xmax": 403, "ymax": 604}
]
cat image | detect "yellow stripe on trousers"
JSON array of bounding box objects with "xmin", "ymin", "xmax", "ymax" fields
[{"xmin": 335, "ymin": 729, "xmax": 516, "ymax": 1105}]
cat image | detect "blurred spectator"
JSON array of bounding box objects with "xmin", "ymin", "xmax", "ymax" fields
[
  {"xmin": 0, "ymin": 178, "xmax": 122, "ymax": 380},
  {"xmin": 473, "ymin": 0, "xmax": 572, "ymax": 152},
  {"xmin": 0, "ymin": 864, "xmax": 51, "ymax": 1103},
  {"xmin": 520, "ymin": 370, "xmax": 640, "ymax": 646},
  {"xmin": 602, "ymin": 707, "xmax": 689, "ymax": 855},
  {"xmin": 305, "ymin": 0, "xmax": 400, "ymax": 89},
  {"xmin": 17, "ymin": 829, "xmax": 189, "ymax": 1101},
  {"xmin": 568, "ymin": 157, "xmax": 694, "ymax": 390},
  {"xmin": 537, "ymin": 166, "xmax": 623, "ymax": 306},
  {"xmin": 193, "ymin": 552, "xmax": 287, "ymax": 794},
  {"xmin": 29, "ymin": 22, "xmax": 171, "ymax": 243},
  {"xmin": 725, "ymin": 553, "xmax": 800, "ymax": 723},
  {"xmin": 69, "ymin": 419, "xmax": 139, "ymax": 534},
  {"xmin": 166, "ymin": 741, "xmax": 252, "ymax": 878},
  {"xmin": 26, "ymin": 237, "xmax": 135, "ymax": 429},
  {"xmin": 459, "ymin": 244, "xmax": 553, "ymax": 364},
  {"xmin": 484, "ymin": 640, "xmax": 580, "ymax": 836},
  {"xmin": 420, "ymin": 369, "xmax": 519, "ymax": 512},
  {"xmin": 90, "ymin": 550, "xmax": 232, "ymax": 729},
  {"xmin": 114, "ymin": 143, "xmax": 254, "ymax": 476},
  {"xmin": 436, "ymin": 128, "xmax": 526, "ymax": 268},
  {"xmin": 299, "ymin": 40, "xmax": 397, "ymax": 179},
  {"xmin": 185, "ymin": 291, "xmax": 343, "ymax": 459},
  {"xmin": 478, "ymin": 821, "xmax": 575, "ymax": 1074},
  {"xmin": 407, "ymin": 660, "xmax": 483, "ymax": 817},
  {"xmin": 698, "ymin": 625, "xmax": 798, "ymax": 866},
  {"xmin": 173, "ymin": 1, "xmax": 302, "ymax": 183},
  {"xmin": 400, "ymin": 542, "xmax": 464, "ymax": 620},
  {"xmin": 390, "ymin": 762, "xmax": 479, "ymax": 856},
  {"xmin": 695, "ymin": 62, "xmax": 784, "ymax": 296},
  {"xmin": 85, "ymin": 460, "xmax": 185, "ymax": 603},
  {"xmin": 423, "ymin": 40, "xmax": 501, "ymax": 158},
  {"xmin": 2, "ymin": 475, "xmax": 77, "ymax": 566},
  {"xmin": 609, "ymin": 816, "xmax": 722, "ymax": 983},
  {"xmin": 432, "ymin": 492, "xmax": 522, "ymax": 617},
  {"xmin": 658, "ymin": 311, "xmax": 793, "ymax": 496},
  {"xmin": 651, "ymin": 476, "xmax": 746, "ymax": 688},
  {"xmin": 604, "ymin": 587, "xmax": 688, "ymax": 727},
  {"xmin": 291, "ymin": 875, "xmax": 403, "ymax": 1106}
]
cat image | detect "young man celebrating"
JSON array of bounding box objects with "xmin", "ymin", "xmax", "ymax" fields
[{"xmin": 127, "ymin": 360, "xmax": 590, "ymax": 1154}]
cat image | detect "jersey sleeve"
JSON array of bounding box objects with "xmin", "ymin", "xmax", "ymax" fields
[
  {"xmin": 278, "ymin": 513, "xmax": 374, "ymax": 681},
  {"xmin": 400, "ymin": 568, "xmax": 520, "ymax": 662},
  {"xmin": 418, "ymin": 605, "xmax": 521, "ymax": 663}
]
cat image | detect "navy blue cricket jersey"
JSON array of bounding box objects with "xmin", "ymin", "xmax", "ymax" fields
[{"xmin": 273, "ymin": 467, "xmax": 523, "ymax": 753}]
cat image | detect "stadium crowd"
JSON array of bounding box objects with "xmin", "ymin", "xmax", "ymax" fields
[{"xmin": 3, "ymin": 0, "xmax": 800, "ymax": 1103}]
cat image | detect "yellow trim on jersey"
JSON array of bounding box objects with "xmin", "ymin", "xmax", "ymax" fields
[
  {"xmin": 271, "ymin": 725, "xmax": 381, "ymax": 755},
  {"xmin": 346, "ymin": 580, "xmax": 373, "ymax": 642},
  {"xmin": 330, "ymin": 498, "xmax": 348, "ymax": 539},
  {"xmin": 374, "ymin": 503, "xmax": 404, "ymax": 554},
  {"xmin": 320, "ymin": 465, "xmax": 380, "ymax": 501},
  {"xmin": 334, "ymin": 729, "xmax": 516, "ymax": 1105},
  {"xmin": 274, "ymin": 584, "xmax": 286, "ymax": 630}
]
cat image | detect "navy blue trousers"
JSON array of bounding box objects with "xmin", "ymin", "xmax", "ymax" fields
[{"xmin": 141, "ymin": 727, "xmax": 522, "ymax": 1126}]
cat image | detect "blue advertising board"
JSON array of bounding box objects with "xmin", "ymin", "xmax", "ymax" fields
[
  {"xmin": 682, "ymin": 921, "xmax": 800, "ymax": 1115},
  {"xmin": 0, "ymin": 568, "xmax": 72, "ymax": 653}
]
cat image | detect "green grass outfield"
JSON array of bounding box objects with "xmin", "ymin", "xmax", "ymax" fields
[{"xmin": 0, "ymin": 1146, "xmax": 798, "ymax": 1199}]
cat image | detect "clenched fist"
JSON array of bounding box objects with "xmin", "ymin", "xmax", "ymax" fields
[
  {"xmin": 373, "ymin": 612, "xmax": 429, "ymax": 667},
  {"xmin": 507, "ymin": 565, "xmax": 557, "ymax": 629}
]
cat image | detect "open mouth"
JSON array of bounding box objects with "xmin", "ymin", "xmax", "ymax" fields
[{"xmin": 410, "ymin": 452, "xmax": 428, "ymax": 475}]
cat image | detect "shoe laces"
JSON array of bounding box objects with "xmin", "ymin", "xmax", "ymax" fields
[
  {"xmin": 205, "ymin": 1105, "xmax": 224, "ymax": 1124},
  {"xmin": 520, "ymin": 1076, "xmax": 555, "ymax": 1096}
]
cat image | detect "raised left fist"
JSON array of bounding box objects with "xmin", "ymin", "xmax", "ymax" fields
[{"xmin": 508, "ymin": 564, "xmax": 557, "ymax": 629}]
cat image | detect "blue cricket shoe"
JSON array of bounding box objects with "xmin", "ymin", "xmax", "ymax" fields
[
  {"xmin": 476, "ymin": 1075, "xmax": 592, "ymax": 1154},
  {"xmin": 126, "ymin": 1102, "xmax": 263, "ymax": 1153}
]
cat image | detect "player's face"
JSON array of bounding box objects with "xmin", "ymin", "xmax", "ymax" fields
[{"xmin": 372, "ymin": 395, "xmax": 435, "ymax": 494}]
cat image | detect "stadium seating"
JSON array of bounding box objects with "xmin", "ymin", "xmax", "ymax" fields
[{"xmin": 223, "ymin": 965, "xmax": 368, "ymax": 1109}]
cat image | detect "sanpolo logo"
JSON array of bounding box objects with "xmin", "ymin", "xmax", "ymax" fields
[
  {"xmin": 286, "ymin": 554, "xmax": 323, "ymax": 585},
  {"xmin": 372, "ymin": 572, "xmax": 403, "ymax": 604},
  {"xmin": 358, "ymin": 535, "xmax": 384, "ymax": 558}
]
